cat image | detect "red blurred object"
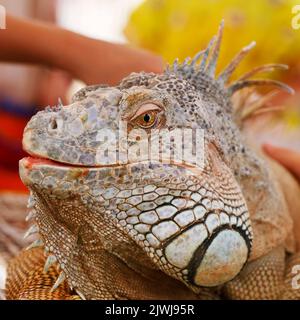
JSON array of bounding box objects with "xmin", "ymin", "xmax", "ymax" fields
[{"xmin": 0, "ymin": 110, "xmax": 29, "ymax": 193}]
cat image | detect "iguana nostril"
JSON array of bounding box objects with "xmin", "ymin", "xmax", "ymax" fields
[
  {"xmin": 48, "ymin": 117, "xmax": 63, "ymax": 133},
  {"xmin": 50, "ymin": 119, "xmax": 58, "ymax": 130}
]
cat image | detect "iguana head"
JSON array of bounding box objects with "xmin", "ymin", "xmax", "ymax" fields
[{"xmin": 19, "ymin": 22, "xmax": 292, "ymax": 299}]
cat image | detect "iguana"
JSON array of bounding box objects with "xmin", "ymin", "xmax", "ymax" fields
[{"xmin": 5, "ymin": 21, "xmax": 300, "ymax": 300}]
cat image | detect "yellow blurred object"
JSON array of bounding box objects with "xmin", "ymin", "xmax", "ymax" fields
[
  {"xmin": 283, "ymin": 108, "xmax": 300, "ymax": 128},
  {"xmin": 125, "ymin": 0, "xmax": 300, "ymax": 79}
]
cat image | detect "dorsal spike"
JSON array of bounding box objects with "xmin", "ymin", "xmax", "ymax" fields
[
  {"xmin": 248, "ymin": 105, "xmax": 284, "ymax": 117},
  {"xmin": 165, "ymin": 63, "xmax": 171, "ymax": 74},
  {"xmin": 24, "ymin": 224, "xmax": 39, "ymax": 239},
  {"xmin": 25, "ymin": 209, "xmax": 37, "ymax": 222},
  {"xmin": 26, "ymin": 239, "xmax": 43, "ymax": 251},
  {"xmin": 75, "ymin": 290, "xmax": 86, "ymax": 300},
  {"xmin": 199, "ymin": 36, "xmax": 216, "ymax": 71},
  {"xmin": 44, "ymin": 255, "xmax": 57, "ymax": 273},
  {"xmin": 237, "ymin": 90, "xmax": 280, "ymax": 121},
  {"xmin": 218, "ymin": 41, "xmax": 256, "ymax": 84},
  {"xmin": 172, "ymin": 58, "xmax": 179, "ymax": 72},
  {"xmin": 57, "ymin": 97, "xmax": 63, "ymax": 108},
  {"xmin": 190, "ymin": 50, "xmax": 205, "ymax": 68},
  {"xmin": 237, "ymin": 64, "xmax": 289, "ymax": 81},
  {"xmin": 27, "ymin": 195, "xmax": 36, "ymax": 209},
  {"xmin": 228, "ymin": 79, "xmax": 295, "ymax": 96},
  {"xmin": 50, "ymin": 272, "xmax": 66, "ymax": 293},
  {"xmin": 183, "ymin": 57, "xmax": 191, "ymax": 67},
  {"xmin": 205, "ymin": 20, "xmax": 224, "ymax": 76},
  {"xmin": 181, "ymin": 57, "xmax": 191, "ymax": 73}
]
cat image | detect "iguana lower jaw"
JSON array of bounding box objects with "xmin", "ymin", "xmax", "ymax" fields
[{"xmin": 19, "ymin": 141, "xmax": 252, "ymax": 297}]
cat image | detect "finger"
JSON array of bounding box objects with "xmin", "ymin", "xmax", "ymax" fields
[{"xmin": 263, "ymin": 144, "xmax": 300, "ymax": 179}]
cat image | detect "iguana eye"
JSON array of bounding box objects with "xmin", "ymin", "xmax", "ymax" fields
[
  {"xmin": 130, "ymin": 103, "xmax": 162, "ymax": 129},
  {"xmin": 134, "ymin": 110, "xmax": 158, "ymax": 128}
]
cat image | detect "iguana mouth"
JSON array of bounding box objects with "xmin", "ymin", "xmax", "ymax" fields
[
  {"xmin": 21, "ymin": 156, "xmax": 126, "ymax": 169},
  {"xmin": 22, "ymin": 157, "xmax": 69, "ymax": 168},
  {"xmin": 21, "ymin": 156, "xmax": 206, "ymax": 172}
]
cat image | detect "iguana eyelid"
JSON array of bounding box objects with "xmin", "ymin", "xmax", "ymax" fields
[{"xmin": 130, "ymin": 103, "xmax": 163, "ymax": 121}]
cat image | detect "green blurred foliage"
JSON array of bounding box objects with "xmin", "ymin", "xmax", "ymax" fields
[{"xmin": 125, "ymin": 0, "xmax": 300, "ymax": 79}]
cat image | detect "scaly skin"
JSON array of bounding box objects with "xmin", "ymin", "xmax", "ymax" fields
[{"xmin": 5, "ymin": 22, "xmax": 300, "ymax": 299}]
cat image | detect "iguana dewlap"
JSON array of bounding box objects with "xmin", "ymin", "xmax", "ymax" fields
[{"xmin": 5, "ymin": 21, "xmax": 300, "ymax": 300}]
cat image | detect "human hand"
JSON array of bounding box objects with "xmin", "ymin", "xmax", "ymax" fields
[
  {"xmin": 37, "ymin": 69, "xmax": 72, "ymax": 106},
  {"xmin": 69, "ymin": 38, "xmax": 164, "ymax": 85},
  {"xmin": 263, "ymin": 144, "xmax": 300, "ymax": 182},
  {"xmin": 0, "ymin": 15, "xmax": 164, "ymax": 87}
]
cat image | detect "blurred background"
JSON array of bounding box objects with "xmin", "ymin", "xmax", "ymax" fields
[{"xmin": 0, "ymin": 0, "xmax": 300, "ymax": 295}]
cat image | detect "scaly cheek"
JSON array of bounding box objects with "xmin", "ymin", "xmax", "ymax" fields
[{"xmin": 106, "ymin": 177, "xmax": 252, "ymax": 288}]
